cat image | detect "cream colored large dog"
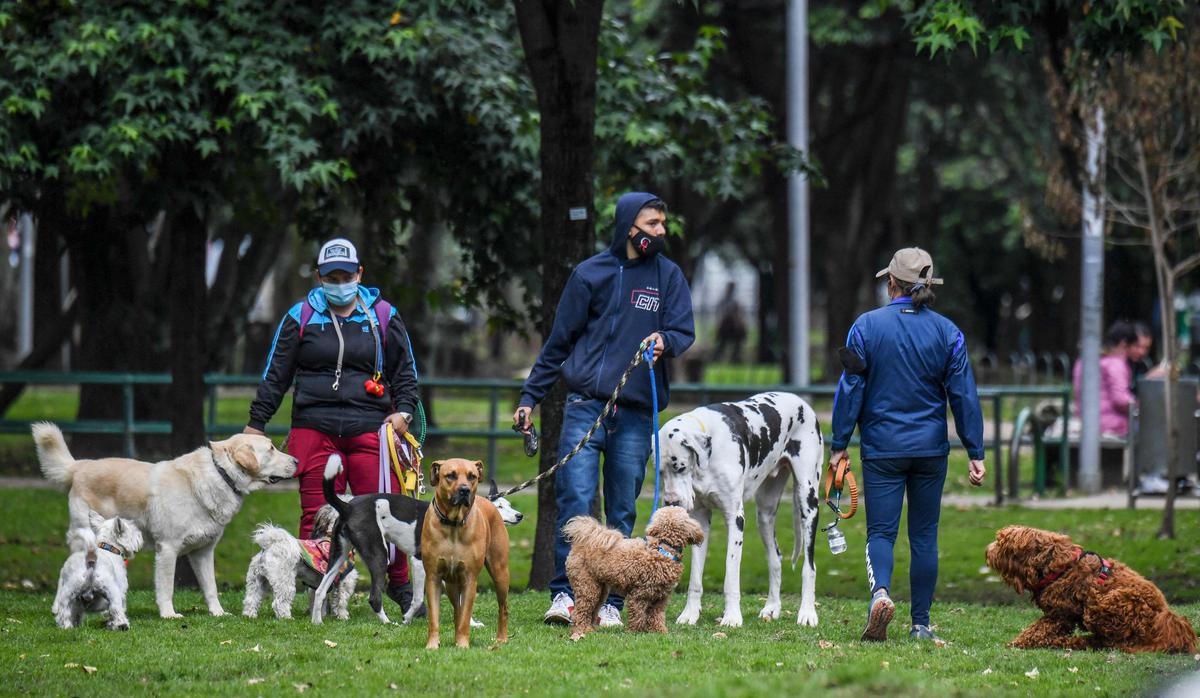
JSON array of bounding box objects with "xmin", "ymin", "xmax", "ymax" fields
[{"xmin": 33, "ymin": 422, "xmax": 296, "ymax": 619}]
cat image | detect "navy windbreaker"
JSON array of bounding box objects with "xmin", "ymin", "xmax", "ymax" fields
[
  {"xmin": 831, "ymin": 297, "xmax": 985, "ymax": 460},
  {"xmin": 519, "ymin": 192, "xmax": 695, "ymax": 412}
]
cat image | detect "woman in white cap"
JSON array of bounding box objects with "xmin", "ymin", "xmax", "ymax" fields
[
  {"xmin": 246, "ymin": 238, "xmax": 420, "ymax": 612},
  {"xmin": 829, "ymin": 247, "xmax": 986, "ymax": 644}
]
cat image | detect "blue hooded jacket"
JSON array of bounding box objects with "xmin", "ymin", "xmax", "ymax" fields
[
  {"xmin": 830, "ymin": 297, "xmax": 985, "ymax": 460},
  {"xmin": 519, "ymin": 192, "xmax": 695, "ymax": 412}
]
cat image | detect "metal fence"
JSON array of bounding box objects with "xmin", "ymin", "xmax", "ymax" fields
[{"xmin": 0, "ymin": 372, "xmax": 1069, "ymax": 503}]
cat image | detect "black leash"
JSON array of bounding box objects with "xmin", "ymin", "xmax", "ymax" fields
[{"xmin": 491, "ymin": 342, "xmax": 650, "ymax": 501}]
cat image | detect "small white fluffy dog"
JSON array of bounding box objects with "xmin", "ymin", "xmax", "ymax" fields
[
  {"xmin": 52, "ymin": 512, "xmax": 144, "ymax": 630},
  {"xmin": 243, "ymin": 504, "xmax": 358, "ymax": 620}
]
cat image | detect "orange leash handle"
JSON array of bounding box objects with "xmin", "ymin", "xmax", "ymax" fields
[{"xmin": 823, "ymin": 455, "xmax": 859, "ymax": 519}]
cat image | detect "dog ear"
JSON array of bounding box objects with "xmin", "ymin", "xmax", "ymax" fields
[
  {"xmin": 431, "ymin": 460, "xmax": 444, "ymax": 478},
  {"xmin": 474, "ymin": 461, "xmax": 484, "ymax": 480},
  {"xmin": 114, "ymin": 518, "xmax": 125, "ymax": 536},
  {"xmin": 487, "ymin": 478, "xmax": 498, "ymax": 498},
  {"xmin": 88, "ymin": 510, "xmax": 105, "ymax": 532},
  {"xmin": 233, "ymin": 444, "xmax": 260, "ymax": 475}
]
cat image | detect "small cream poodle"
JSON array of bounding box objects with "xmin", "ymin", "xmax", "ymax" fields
[{"xmin": 563, "ymin": 505, "xmax": 704, "ymax": 640}]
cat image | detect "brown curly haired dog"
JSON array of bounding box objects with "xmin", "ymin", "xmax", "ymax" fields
[
  {"xmin": 563, "ymin": 506, "xmax": 704, "ymax": 641},
  {"xmin": 986, "ymin": 525, "xmax": 1196, "ymax": 653}
]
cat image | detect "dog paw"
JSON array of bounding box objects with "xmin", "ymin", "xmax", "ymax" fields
[
  {"xmin": 109, "ymin": 622, "xmax": 129, "ymax": 631},
  {"xmin": 208, "ymin": 608, "xmax": 227, "ymax": 617},
  {"xmin": 675, "ymin": 607, "xmax": 701, "ymax": 625},
  {"xmin": 758, "ymin": 604, "xmax": 781, "ymax": 621},
  {"xmin": 796, "ymin": 606, "xmax": 819, "ymax": 627},
  {"xmin": 718, "ymin": 612, "xmax": 743, "ymax": 628},
  {"xmin": 160, "ymin": 611, "xmax": 183, "ymax": 620}
]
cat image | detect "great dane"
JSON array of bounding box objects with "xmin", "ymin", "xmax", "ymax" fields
[{"xmin": 658, "ymin": 391, "xmax": 822, "ymax": 628}]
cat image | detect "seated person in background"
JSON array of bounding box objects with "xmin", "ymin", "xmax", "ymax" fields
[{"xmin": 1072, "ymin": 321, "xmax": 1137, "ymax": 439}]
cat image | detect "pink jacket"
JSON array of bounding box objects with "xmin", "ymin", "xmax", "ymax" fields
[{"xmin": 1072, "ymin": 355, "xmax": 1134, "ymax": 437}]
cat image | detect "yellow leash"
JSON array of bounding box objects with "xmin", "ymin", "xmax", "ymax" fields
[{"xmin": 384, "ymin": 422, "xmax": 424, "ymax": 497}]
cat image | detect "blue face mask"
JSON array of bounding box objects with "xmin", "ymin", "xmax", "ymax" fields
[{"xmin": 322, "ymin": 280, "xmax": 359, "ymax": 306}]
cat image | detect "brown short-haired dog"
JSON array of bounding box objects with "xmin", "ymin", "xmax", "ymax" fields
[
  {"xmin": 421, "ymin": 458, "xmax": 510, "ymax": 649},
  {"xmin": 563, "ymin": 506, "xmax": 704, "ymax": 641},
  {"xmin": 986, "ymin": 525, "xmax": 1196, "ymax": 653}
]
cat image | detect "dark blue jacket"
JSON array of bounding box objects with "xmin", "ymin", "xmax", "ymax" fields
[
  {"xmin": 519, "ymin": 192, "xmax": 695, "ymax": 412},
  {"xmin": 831, "ymin": 297, "xmax": 985, "ymax": 460}
]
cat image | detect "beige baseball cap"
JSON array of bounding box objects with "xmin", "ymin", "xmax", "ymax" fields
[{"xmin": 875, "ymin": 247, "xmax": 943, "ymax": 285}]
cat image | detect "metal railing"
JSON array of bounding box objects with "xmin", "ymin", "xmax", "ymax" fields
[{"xmin": 0, "ymin": 372, "xmax": 1069, "ymax": 503}]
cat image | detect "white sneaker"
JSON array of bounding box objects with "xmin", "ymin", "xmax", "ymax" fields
[
  {"xmin": 544, "ymin": 592, "xmax": 574, "ymax": 625},
  {"xmin": 598, "ymin": 604, "xmax": 623, "ymax": 628}
]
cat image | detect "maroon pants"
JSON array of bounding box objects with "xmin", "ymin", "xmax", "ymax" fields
[{"xmin": 288, "ymin": 427, "xmax": 409, "ymax": 585}]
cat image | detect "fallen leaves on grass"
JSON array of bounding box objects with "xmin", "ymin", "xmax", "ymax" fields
[
  {"xmin": 247, "ymin": 679, "xmax": 264, "ymax": 686},
  {"xmin": 776, "ymin": 662, "xmax": 784, "ymax": 667},
  {"xmin": 880, "ymin": 661, "xmax": 890, "ymax": 670},
  {"xmin": 7, "ymin": 618, "xmax": 21, "ymax": 624},
  {"xmin": 1069, "ymin": 667, "xmax": 1079, "ymax": 673},
  {"xmin": 82, "ymin": 665, "xmax": 97, "ymax": 675},
  {"xmin": 220, "ymin": 640, "xmax": 232, "ymax": 646},
  {"xmin": 388, "ymin": 683, "xmax": 398, "ymax": 690},
  {"xmin": 294, "ymin": 683, "xmax": 309, "ymax": 693},
  {"xmin": 933, "ymin": 638, "xmax": 947, "ymax": 648},
  {"xmin": 818, "ymin": 640, "xmax": 835, "ymax": 650},
  {"xmin": 324, "ymin": 640, "xmax": 337, "ymax": 648},
  {"xmin": 981, "ymin": 668, "xmax": 993, "ymax": 675},
  {"xmin": 1025, "ymin": 667, "xmax": 1040, "ymax": 679},
  {"xmin": 712, "ymin": 632, "xmax": 727, "ymax": 639},
  {"xmin": 949, "ymin": 607, "xmax": 965, "ymax": 614},
  {"xmin": 247, "ymin": 644, "xmax": 261, "ymax": 653},
  {"xmin": 63, "ymin": 663, "xmax": 78, "ymax": 669}
]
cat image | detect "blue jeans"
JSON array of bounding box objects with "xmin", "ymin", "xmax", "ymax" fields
[
  {"xmin": 862, "ymin": 456, "xmax": 947, "ymax": 626},
  {"xmin": 549, "ymin": 393, "xmax": 653, "ymax": 610}
]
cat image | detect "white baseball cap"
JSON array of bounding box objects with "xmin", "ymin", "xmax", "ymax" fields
[{"xmin": 316, "ymin": 238, "xmax": 360, "ymax": 275}]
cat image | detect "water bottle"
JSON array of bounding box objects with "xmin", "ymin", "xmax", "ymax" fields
[{"xmin": 827, "ymin": 522, "xmax": 847, "ymax": 555}]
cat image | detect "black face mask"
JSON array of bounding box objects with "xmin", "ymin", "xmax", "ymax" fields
[{"xmin": 630, "ymin": 226, "xmax": 666, "ymax": 257}]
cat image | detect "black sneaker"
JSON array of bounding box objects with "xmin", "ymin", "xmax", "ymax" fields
[
  {"xmin": 386, "ymin": 581, "xmax": 413, "ymax": 613},
  {"xmin": 860, "ymin": 589, "xmax": 895, "ymax": 642},
  {"xmin": 910, "ymin": 624, "xmax": 944, "ymax": 642}
]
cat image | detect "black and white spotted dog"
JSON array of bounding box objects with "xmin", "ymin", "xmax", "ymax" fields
[{"xmin": 658, "ymin": 391, "xmax": 822, "ymax": 628}]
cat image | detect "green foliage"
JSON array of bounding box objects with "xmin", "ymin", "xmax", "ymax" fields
[{"xmin": 901, "ymin": 0, "xmax": 1187, "ymax": 59}]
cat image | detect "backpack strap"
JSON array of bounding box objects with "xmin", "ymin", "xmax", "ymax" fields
[
  {"xmin": 298, "ymin": 299, "xmax": 316, "ymax": 339},
  {"xmin": 372, "ymin": 299, "xmax": 392, "ymax": 350}
]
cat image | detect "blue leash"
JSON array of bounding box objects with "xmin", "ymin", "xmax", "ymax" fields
[{"xmin": 644, "ymin": 340, "xmax": 661, "ymax": 514}]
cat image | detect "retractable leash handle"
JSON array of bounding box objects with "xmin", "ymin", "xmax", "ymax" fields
[{"xmin": 644, "ymin": 339, "xmax": 661, "ymax": 514}]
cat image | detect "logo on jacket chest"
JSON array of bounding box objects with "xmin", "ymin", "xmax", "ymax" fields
[{"xmin": 631, "ymin": 289, "xmax": 660, "ymax": 313}]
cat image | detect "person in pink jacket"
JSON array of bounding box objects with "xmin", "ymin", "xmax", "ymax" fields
[{"xmin": 1073, "ymin": 321, "xmax": 1138, "ymax": 438}]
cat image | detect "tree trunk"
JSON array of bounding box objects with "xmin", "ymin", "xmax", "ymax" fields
[
  {"xmin": 513, "ymin": 0, "xmax": 604, "ymax": 589},
  {"xmin": 168, "ymin": 205, "xmax": 209, "ymax": 453},
  {"xmin": 1158, "ymin": 271, "xmax": 1178, "ymax": 539}
]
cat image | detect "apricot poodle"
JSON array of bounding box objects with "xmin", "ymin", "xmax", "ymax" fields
[
  {"xmin": 563, "ymin": 506, "xmax": 704, "ymax": 641},
  {"xmin": 986, "ymin": 525, "xmax": 1195, "ymax": 653}
]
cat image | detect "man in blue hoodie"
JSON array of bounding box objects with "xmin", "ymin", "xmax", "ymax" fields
[{"xmin": 513, "ymin": 192, "xmax": 695, "ymax": 627}]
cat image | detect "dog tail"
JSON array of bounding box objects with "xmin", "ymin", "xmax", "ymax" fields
[
  {"xmin": 32, "ymin": 422, "xmax": 76, "ymax": 487},
  {"xmin": 562, "ymin": 516, "xmax": 623, "ymax": 552},
  {"xmin": 251, "ymin": 523, "xmax": 295, "ymax": 551},
  {"xmin": 322, "ymin": 454, "xmax": 350, "ymax": 519},
  {"xmin": 1153, "ymin": 608, "xmax": 1198, "ymax": 654}
]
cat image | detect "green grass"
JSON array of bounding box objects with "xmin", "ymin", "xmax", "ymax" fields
[
  {"xmin": 4, "ymin": 591, "xmax": 1196, "ymax": 697},
  {"xmin": 2, "ymin": 489, "xmax": 1199, "ymax": 695}
]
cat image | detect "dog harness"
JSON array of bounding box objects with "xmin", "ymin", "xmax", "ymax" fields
[
  {"xmin": 209, "ymin": 450, "xmax": 247, "ymax": 497},
  {"xmin": 297, "ymin": 539, "xmax": 356, "ymax": 585},
  {"xmin": 1033, "ymin": 547, "xmax": 1114, "ymax": 593}
]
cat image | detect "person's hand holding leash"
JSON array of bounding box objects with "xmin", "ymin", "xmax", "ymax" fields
[
  {"xmin": 642, "ymin": 332, "xmax": 665, "ymax": 364},
  {"xmin": 968, "ymin": 459, "xmax": 985, "ymax": 487},
  {"xmin": 243, "ymin": 426, "xmax": 266, "ymax": 436},
  {"xmin": 385, "ymin": 411, "xmax": 411, "ymax": 437},
  {"xmin": 829, "ymin": 449, "xmax": 848, "ymax": 469}
]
